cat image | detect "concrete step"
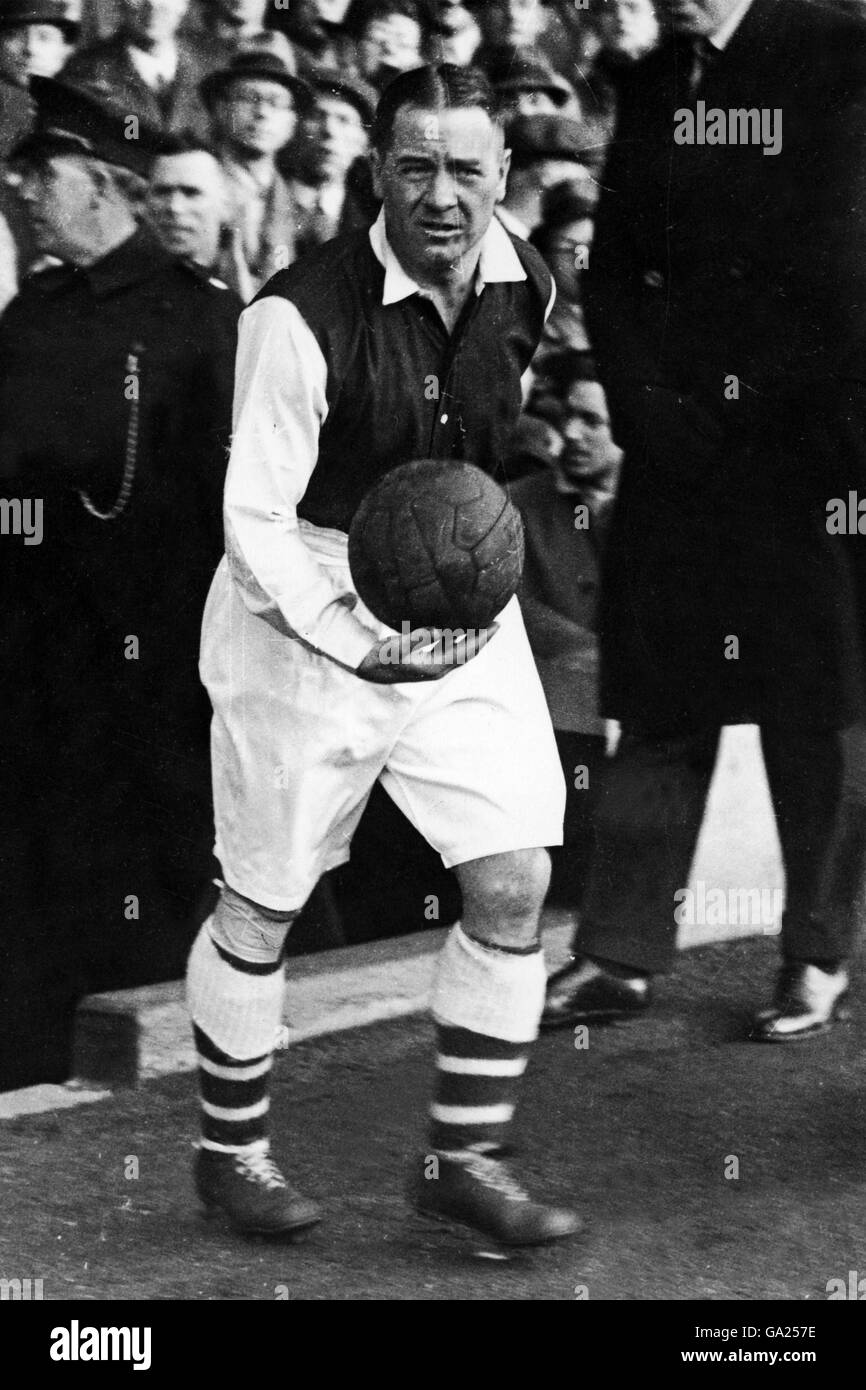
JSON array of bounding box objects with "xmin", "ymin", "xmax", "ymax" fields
[{"xmin": 3, "ymin": 726, "xmax": 783, "ymax": 1117}]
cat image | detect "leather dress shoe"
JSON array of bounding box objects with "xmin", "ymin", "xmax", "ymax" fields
[
  {"xmin": 750, "ymin": 962, "xmax": 850, "ymax": 1043},
  {"xmin": 541, "ymin": 956, "xmax": 652, "ymax": 1030}
]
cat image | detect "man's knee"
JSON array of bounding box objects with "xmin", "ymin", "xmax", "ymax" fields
[
  {"xmin": 209, "ymin": 883, "xmax": 299, "ymax": 966},
  {"xmin": 456, "ymin": 848, "xmax": 551, "ymax": 930}
]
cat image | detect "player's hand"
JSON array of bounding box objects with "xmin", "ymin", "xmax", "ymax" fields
[{"xmin": 355, "ymin": 625, "xmax": 499, "ymax": 683}]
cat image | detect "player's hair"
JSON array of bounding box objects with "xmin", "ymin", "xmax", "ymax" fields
[{"xmin": 370, "ymin": 62, "xmax": 504, "ymax": 152}]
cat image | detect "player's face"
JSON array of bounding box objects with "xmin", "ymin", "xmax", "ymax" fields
[
  {"xmin": 559, "ymin": 381, "xmax": 619, "ymax": 490},
  {"xmin": 656, "ymin": 0, "xmax": 741, "ymax": 37},
  {"xmin": 0, "ymin": 23, "xmax": 74, "ymax": 80},
  {"xmin": 147, "ymin": 151, "xmax": 227, "ymax": 265},
  {"xmin": 372, "ymin": 106, "xmax": 509, "ymax": 285}
]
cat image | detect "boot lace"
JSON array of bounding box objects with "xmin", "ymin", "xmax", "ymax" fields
[
  {"xmin": 235, "ymin": 1149, "xmax": 287, "ymax": 1191},
  {"xmin": 458, "ymin": 1151, "xmax": 530, "ymax": 1203}
]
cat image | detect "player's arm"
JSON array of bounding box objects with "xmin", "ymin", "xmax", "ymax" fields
[
  {"xmin": 224, "ymin": 298, "xmax": 489, "ymax": 682},
  {"xmin": 356, "ymin": 625, "xmax": 497, "ymax": 683},
  {"xmin": 224, "ymin": 296, "xmax": 382, "ymax": 671}
]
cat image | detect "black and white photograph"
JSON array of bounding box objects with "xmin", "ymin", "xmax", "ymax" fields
[{"xmin": 0, "ymin": 0, "xmax": 865, "ymax": 1334}]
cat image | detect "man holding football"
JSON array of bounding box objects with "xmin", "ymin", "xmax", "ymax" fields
[{"xmin": 188, "ymin": 63, "xmax": 581, "ymax": 1247}]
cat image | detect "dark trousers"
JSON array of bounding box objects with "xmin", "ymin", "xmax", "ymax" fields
[
  {"xmin": 548, "ymin": 731, "xmax": 607, "ymax": 911},
  {"xmin": 577, "ymin": 724, "xmax": 860, "ymax": 975}
]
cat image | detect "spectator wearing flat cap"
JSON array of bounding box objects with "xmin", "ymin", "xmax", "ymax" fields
[
  {"xmin": 496, "ymin": 112, "xmax": 594, "ymax": 239},
  {"xmin": 0, "ymin": 77, "xmax": 241, "ymax": 1089},
  {"xmin": 203, "ymin": 47, "xmax": 311, "ymax": 297},
  {"xmin": 282, "ymin": 68, "xmax": 378, "ymax": 255},
  {"xmin": 62, "ymin": 0, "xmax": 217, "ymax": 141},
  {"xmin": 490, "ymin": 54, "xmax": 578, "ymax": 118}
]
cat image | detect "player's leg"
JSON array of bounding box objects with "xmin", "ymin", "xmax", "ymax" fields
[
  {"xmin": 192, "ymin": 562, "xmax": 404, "ymax": 1233},
  {"xmin": 186, "ymin": 886, "xmax": 321, "ymax": 1233},
  {"xmin": 428, "ymin": 848, "xmax": 550, "ymax": 1162},
  {"xmin": 415, "ymin": 845, "xmax": 580, "ymax": 1245},
  {"xmin": 381, "ymin": 598, "xmax": 580, "ymax": 1244}
]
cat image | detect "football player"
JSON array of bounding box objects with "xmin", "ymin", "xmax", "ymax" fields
[{"xmin": 188, "ymin": 63, "xmax": 580, "ymax": 1248}]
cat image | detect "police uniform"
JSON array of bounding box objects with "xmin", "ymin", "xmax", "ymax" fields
[{"xmin": 0, "ymin": 81, "xmax": 241, "ymax": 1085}]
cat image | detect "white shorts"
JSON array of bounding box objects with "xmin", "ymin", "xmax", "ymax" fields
[{"xmin": 199, "ymin": 524, "xmax": 565, "ymax": 911}]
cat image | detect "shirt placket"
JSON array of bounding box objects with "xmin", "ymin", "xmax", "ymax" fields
[{"xmin": 425, "ymin": 290, "xmax": 483, "ymax": 459}]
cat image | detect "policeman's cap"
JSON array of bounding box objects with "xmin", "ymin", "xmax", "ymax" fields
[{"xmin": 9, "ymin": 76, "xmax": 167, "ymax": 176}]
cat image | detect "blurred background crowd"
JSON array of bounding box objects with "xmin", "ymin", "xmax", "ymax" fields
[{"xmin": 1, "ymin": 0, "xmax": 664, "ymax": 310}]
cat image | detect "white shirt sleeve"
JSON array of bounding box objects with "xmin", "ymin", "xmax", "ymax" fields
[{"xmin": 223, "ymin": 296, "xmax": 380, "ymax": 670}]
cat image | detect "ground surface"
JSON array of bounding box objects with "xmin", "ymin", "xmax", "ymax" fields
[{"xmin": 1, "ymin": 936, "xmax": 864, "ymax": 1303}]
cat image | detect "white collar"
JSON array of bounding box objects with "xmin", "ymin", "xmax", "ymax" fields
[
  {"xmin": 709, "ymin": 0, "xmax": 755, "ymax": 51},
  {"xmin": 494, "ymin": 205, "xmax": 531, "ymax": 243},
  {"xmin": 368, "ymin": 206, "xmax": 526, "ymax": 306},
  {"xmin": 127, "ymin": 42, "xmax": 178, "ymax": 85}
]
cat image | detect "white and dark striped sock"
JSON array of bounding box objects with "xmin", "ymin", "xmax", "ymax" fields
[
  {"xmin": 194, "ymin": 1024, "xmax": 272, "ymax": 1153},
  {"xmin": 429, "ymin": 1024, "xmax": 529, "ymax": 1151},
  {"xmin": 428, "ymin": 923, "xmax": 546, "ymax": 1154},
  {"xmin": 186, "ymin": 920, "xmax": 286, "ymax": 1155}
]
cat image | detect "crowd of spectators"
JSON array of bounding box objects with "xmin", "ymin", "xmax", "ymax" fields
[{"xmin": 1, "ymin": 0, "xmax": 661, "ymax": 308}]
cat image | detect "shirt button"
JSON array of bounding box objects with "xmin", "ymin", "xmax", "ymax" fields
[
  {"xmin": 643, "ymin": 269, "xmax": 664, "ymax": 290},
  {"xmin": 440, "ymin": 413, "xmax": 449, "ymax": 423}
]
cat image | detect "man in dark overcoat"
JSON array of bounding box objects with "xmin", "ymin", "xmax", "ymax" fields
[
  {"xmin": 0, "ymin": 77, "xmax": 240, "ymax": 1086},
  {"xmin": 543, "ymin": 0, "xmax": 866, "ymax": 1040}
]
